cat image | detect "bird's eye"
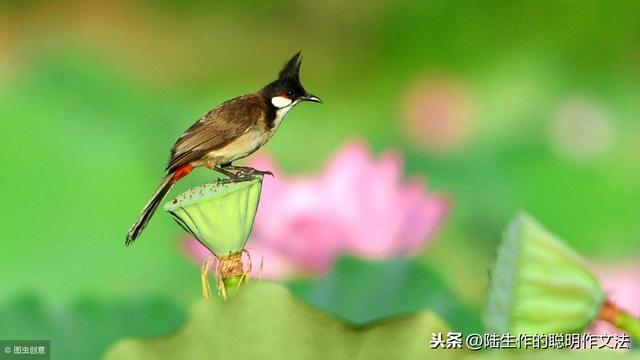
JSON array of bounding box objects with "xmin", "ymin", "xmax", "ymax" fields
[{"xmin": 287, "ymin": 90, "xmax": 293, "ymax": 96}]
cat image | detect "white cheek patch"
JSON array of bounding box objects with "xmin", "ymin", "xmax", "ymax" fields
[{"xmin": 271, "ymin": 96, "xmax": 292, "ymax": 108}]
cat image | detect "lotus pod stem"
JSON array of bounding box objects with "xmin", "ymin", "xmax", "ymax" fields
[{"xmin": 599, "ymin": 301, "xmax": 640, "ymax": 342}]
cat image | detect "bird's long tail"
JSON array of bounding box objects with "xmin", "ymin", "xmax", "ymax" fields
[{"xmin": 126, "ymin": 164, "xmax": 193, "ymax": 245}]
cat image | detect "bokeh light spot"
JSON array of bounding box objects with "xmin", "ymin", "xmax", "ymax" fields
[
  {"xmin": 550, "ymin": 96, "xmax": 617, "ymax": 163},
  {"xmin": 401, "ymin": 74, "xmax": 474, "ymax": 153}
]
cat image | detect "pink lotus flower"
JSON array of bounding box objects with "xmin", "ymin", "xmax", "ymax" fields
[{"xmin": 184, "ymin": 140, "xmax": 450, "ymax": 278}]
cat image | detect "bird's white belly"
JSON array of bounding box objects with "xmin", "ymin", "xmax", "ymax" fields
[
  {"xmin": 205, "ymin": 128, "xmax": 268, "ymax": 164},
  {"xmin": 204, "ymin": 103, "xmax": 294, "ymax": 165}
]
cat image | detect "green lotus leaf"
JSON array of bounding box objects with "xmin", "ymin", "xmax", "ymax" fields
[
  {"xmin": 289, "ymin": 256, "xmax": 482, "ymax": 333},
  {"xmin": 0, "ymin": 294, "xmax": 184, "ymax": 360},
  {"xmin": 103, "ymin": 282, "xmax": 454, "ymax": 360},
  {"xmin": 484, "ymin": 213, "xmax": 605, "ymax": 335},
  {"xmin": 164, "ymin": 176, "xmax": 263, "ymax": 257}
]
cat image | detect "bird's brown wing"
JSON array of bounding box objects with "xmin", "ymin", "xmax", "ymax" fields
[{"xmin": 166, "ymin": 94, "xmax": 266, "ymax": 172}]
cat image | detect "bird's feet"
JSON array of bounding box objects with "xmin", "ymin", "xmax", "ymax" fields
[
  {"xmin": 232, "ymin": 166, "xmax": 274, "ymax": 178},
  {"xmin": 214, "ymin": 165, "xmax": 273, "ymax": 179},
  {"xmin": 213, "ymin": 165, "xmax": 240, "ymax": 179}
]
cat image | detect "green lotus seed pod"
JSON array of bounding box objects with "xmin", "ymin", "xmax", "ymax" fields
[
  {"xmin": 164, "ymin": 175, "xmax": 263, "ymax": 257},
  {"xmin": 484, "ymin": 212, "xmax": 605, "ymax": 335}
]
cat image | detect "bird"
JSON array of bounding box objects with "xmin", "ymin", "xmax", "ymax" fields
[{"xmin": 126, "ymin": 51, "xmax": 321, "ymax": 245}]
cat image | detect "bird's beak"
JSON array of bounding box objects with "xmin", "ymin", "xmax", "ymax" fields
[{"xmin": 301, "ymin": 93, "xmax": 322, "ymax": 103}]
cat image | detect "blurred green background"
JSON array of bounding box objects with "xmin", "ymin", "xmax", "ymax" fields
[{"xmin": 1, "ymin": 0, "xmax": 639, "ymax": 357}]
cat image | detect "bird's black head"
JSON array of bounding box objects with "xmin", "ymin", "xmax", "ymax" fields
[{"xmin": 262, "ymin": 51, "xmax": 322, "ymax": 109}]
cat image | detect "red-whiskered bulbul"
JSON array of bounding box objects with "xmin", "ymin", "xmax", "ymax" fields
[{"xmin": 126, "ymin": 52, "xmax": 321, "ymax": 245}]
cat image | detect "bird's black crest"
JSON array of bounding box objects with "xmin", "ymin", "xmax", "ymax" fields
[{"xmin": 278, "ymin": 51, "xmax": 302, "ymax": 81}]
